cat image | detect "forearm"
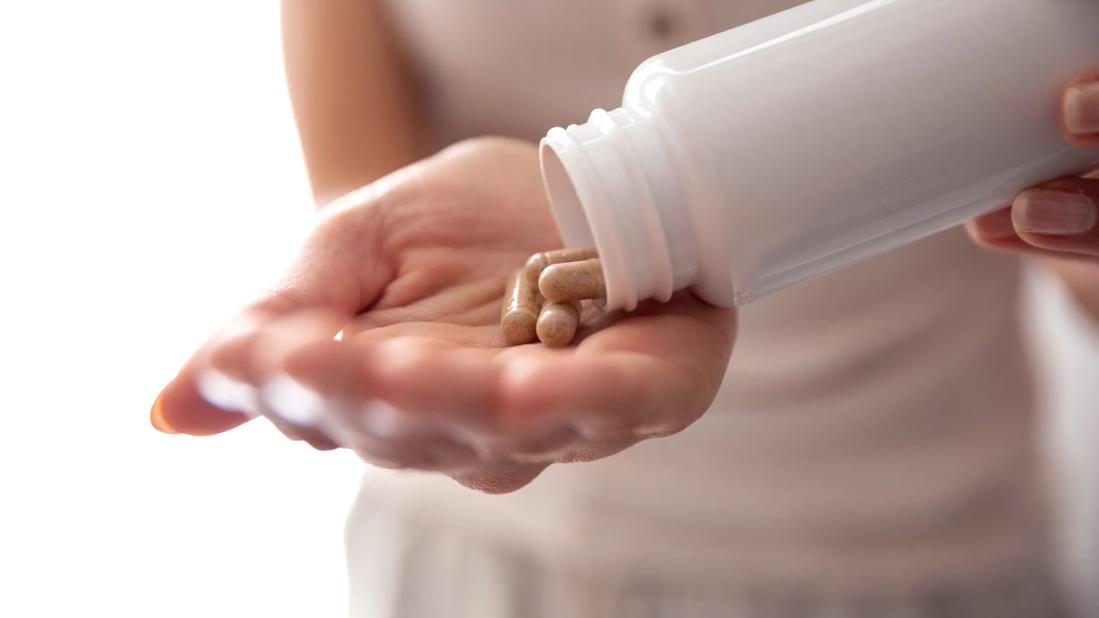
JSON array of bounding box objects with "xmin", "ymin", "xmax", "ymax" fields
[{"xmin": 281, "ymin": 0, "xmax": 427, "ymax": 205}]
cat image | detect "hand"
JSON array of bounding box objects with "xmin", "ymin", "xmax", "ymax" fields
[
  {"xmin": 151, "ymin": 137, "xmax": 736, "ymax": 493},
  {"xmin": 967, "ymin": 70, "xmax": 1099, "ymax": 317}
]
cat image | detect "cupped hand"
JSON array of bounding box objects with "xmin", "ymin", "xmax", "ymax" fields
[
  {"xmin": 967, "ymin": 70, "xmax": 1099, "ymax": 315},
  {"xmin": 151, "ymin": 137, "xmax": 736, "ymax": 493}
]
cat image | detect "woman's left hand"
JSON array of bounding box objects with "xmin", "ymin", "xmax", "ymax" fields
[
  {"xmin": 151, "ymin": 138, "xmax": 736, "ymax": 494},
  {"xmin": 967, "ymin": 70, "xmax": 1099, "ymax": 316}
]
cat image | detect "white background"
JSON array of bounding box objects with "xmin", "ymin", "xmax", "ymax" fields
[
  {"xmin": 1, "ymin": 3, "xmax": 362, "ymax": 617},
  {"xmin": 0, "ymin": 2, "xmax": 1096, "ymax": 617}
]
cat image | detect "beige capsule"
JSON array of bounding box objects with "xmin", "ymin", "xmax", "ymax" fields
[
  {"xmin": 536, "ymin": 301, "xmax": 581, "ymax": 348},
  {"xmin": 500, "ymin": 269, "xmax": 542, "ymax": 345},
  {"xmin": 538, "ymin": 258, "xmax": 606, "ymax": 303},
  {"xmin": 523, "ymin": 248, "xmax": 599, "ymax": 286}
]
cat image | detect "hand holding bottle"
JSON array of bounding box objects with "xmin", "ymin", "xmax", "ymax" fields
[
  {"xmin": 967, "ymin": 70, "xmax": 1099, "ymax": 317},
  {"xmin": 150, "ymin": 138, "xmax": 735, "ymax": 493}
]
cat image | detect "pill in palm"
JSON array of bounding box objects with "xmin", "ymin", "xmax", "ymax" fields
[
  {"xmin": 536, "ymin": 301, "xmax": 580, "ymax": 348},
  {"xmin": 500, "ymin": 268, "xmax": 542, "ymax": 345},
  {"xmin": 524, "ymin": 248, "xmax": 600, "ymax": 285},
  {"xmin": 538, "ymin": 258, "xmax": 605, "ymax": 303}
]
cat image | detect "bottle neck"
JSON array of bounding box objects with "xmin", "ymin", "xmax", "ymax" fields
[{"xmin": 540, "ymin": 107, "xmax": 699, "ymax": 311}]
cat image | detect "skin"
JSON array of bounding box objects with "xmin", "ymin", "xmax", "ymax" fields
[
  {"xmin": 280, "ymin": 0, "xmax": 427, "ymax": 202},
  {"xmin": 153, "ymin": 2, "xmax": 1098, "ymax": 493}
]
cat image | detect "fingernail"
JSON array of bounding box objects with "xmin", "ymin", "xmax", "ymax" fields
[
  {"xmin": 1013, "ymin": 189, "xmax": 1097, "ymax": 236},
  {"xmin": 196, "ymin": 369, "xmax": 261, "ymax": 416},
  {"xmin": 1065, "ymin": 80, "xmax": 1099, "ymax": 136},
  {"xmin": 150, "ymin": 391, "xmax": 178, "ymax": 434}
]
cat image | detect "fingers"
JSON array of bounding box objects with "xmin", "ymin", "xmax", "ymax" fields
[
  {"xmin": 151, "ymin": 205, "xmax": 393, "ymax": 436},
  {"xmin": 211, "ymin": 312, "xmax": 471, "ymax": 467},
  {"xmin": 188, "ymin": 304, "xmax": 732, "ymax": 493},
  {"xmin": 276, "ymin": 336, "xmax": 498, "ymax": 469},
  {"xmin": 281, "ymin": 338, "xmax": 589, "ymax": 471},
  {"xmin": 227, "ymin": 310, "xmax": 353, "ymax": 447},
  {"xmin": 189, "ymin": 313, "xmax": 542, "ymax": 472},
  {"xmin": 967, "ymin": 177, "xmax": 1099, "ymax": 258},
  {"xmin": 1062, "ymin": 70, "xmax": 1099, "ymax": 148},
  {"xmin": 971, "ymin": 68, "xmax": 1099, "ymax": 256},
  {"xmin": 218, "ymin": 326, "xmax": 703, "ymax": 474},
  {"xmin": 152, "ymin": 314, "xmax": 269, "ymax": 436}
]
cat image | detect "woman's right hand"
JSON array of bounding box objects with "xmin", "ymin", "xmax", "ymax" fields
[
  {"xmin": 150, "ymin": 137, "xmax": 736, "ymax": 493},
  {"xmin": 966, "ymin": 69, "xmax": 1099, "ymax": 318}
]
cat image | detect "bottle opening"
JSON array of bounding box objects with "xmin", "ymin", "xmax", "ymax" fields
[
  {"xmin": 539, "ymin": 142, "xmax": 596, "ymax": 251},
  {"xmin": 540, "ymin": 113, "xmax": 675, "ymax": 312},
  {"xmin": 541, "ymin": 128, "xmax": 638, "ymax": 311}
]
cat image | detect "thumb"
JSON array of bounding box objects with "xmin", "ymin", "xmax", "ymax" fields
[{"xmin": 152, "ymin": 205, "xmax": 393, "ymax": 436}]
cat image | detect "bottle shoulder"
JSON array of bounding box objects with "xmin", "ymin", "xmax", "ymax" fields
[{"xmin": 623, "ymin": 54, "xmax": 692, "ymax": 113}]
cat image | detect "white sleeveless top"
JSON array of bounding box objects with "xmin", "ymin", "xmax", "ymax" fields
[{"xmin": 346, "ymin": 2, "xmax": 1060, "ymax": 616}]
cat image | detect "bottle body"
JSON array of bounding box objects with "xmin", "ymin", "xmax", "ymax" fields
[{"xmin": 540, "ymin": 0, "xmax": 1099, "ymax": 311}]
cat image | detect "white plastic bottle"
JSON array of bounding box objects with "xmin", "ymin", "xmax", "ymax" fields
[{"xmin": 540, "ymin": 0, "xmax": 1099, "ymax": 311}]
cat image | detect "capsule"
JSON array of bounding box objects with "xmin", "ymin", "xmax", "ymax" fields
[
  {"xmin": 500, "ymin": 269, "xmax": 541, "ymax": 345},
  {"xmin": 523, "ymin": 248, "xmax": 599, "ymax": 286},
  {"xmin": 538, "ymin": 258, "xmax": 605, "ymax": 303},
  {"xmin": 536, "ymin": 301, "xmax": 581, "ymax": 348}
]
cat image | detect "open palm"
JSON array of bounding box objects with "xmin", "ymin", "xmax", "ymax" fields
[{"xmin": 153, "ymin": 137, "xmax": 736, "ymax": 492}]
